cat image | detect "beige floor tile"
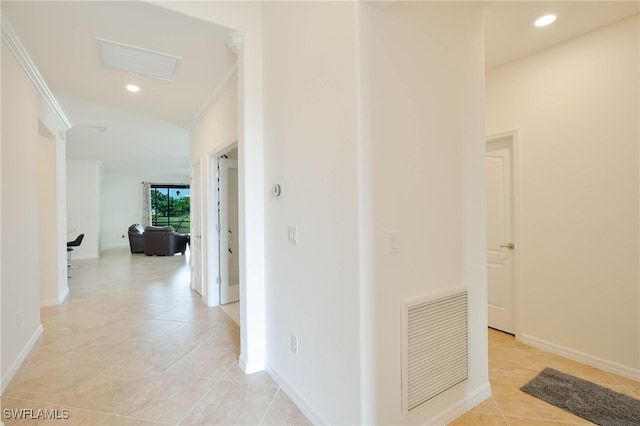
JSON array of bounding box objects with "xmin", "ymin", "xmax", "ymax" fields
[
  {"xmin": 113, "ymin": 341, "xmax": 198, "ymax": 372},
  {"xmin": 487, "ymin": 328, "xmax": 517, "ymax": 349},
  {"xmin": 24, "ymin": 248, "xmax": 633, "ymax": 426},
  {"xmin": 489, "ymin": 355, "xmax": 540, "ymax": 379},
  {"xmin": 261, "ymin": 390, "xmax": 312, "ymax": 426},
  {"xmin": 505, "ymin": 416, "xmax": 594, "ymax": 425},
  {"xmin": 492, "ymin": 389, "xmax": 591, "ymax": 424},
  {"xmin": 167, "ymin": 341, "xmax": 238, "ymax": 379},
  {"xmin": 160, "ymin": 321, "xmax": 226, "ymax": 346},
  {"xmin": 114, "ymin": 373, "xmax": 216, "ymax": 424},
  {"xmin": 156, "ymin": 304, "xmax": 234, "ymax": 323},
  {"xmin": 97, "ymin": 318, "xmax": 184, "ymax": 342},
  {"xmin": 179, "ymin": 381, "xmax": 278, "ymax": 425},
  {"xmin": 489, "ymin": 373, "xmax": 537, "ymax": 394},
  {"xmin": 519, "ymin": 349, "xmax": 624, "ymax": 389},
  {"xmin": 97, "ymin": 414, "xmax": 170, "ymax": 425},
  {"xmin": 626, "ymin": 385, "xmax": 640, "ymax": 398},
  {"xmin": 603, "ymin": 371, "xmax": 640, "ymax": 387},
  {"xmin": 3, "ymin": 359, "xmax": 104, "ymax": 405},
  {"xmin": 468, "ymin": 396, "xmax": 501, "ymax": 414},
  {"xmin": 60, "ymin": 367, "xmax": 161, "ymax": 412},
  {"xmin": 24, "ymin": 328, "xmax": 103, "ymax": 362},
  {"xmin": 1, "ymin": 396, "xmax": 40, "ymax": 426},
  {"xmin": 221, "ymin": 363, "xmax": 278, "ymax": 387},
  {"xmin": 447, "ymin": 411, "xmax": 509, "ymax": 425},
  {"xmin": 604, "ymin": 384, "xmax": 640, "ymax": 399},
  {"xmin": 62, "ymin": 336, "xmax": 151, "ymax": 368},
  {"xmin": 17, "ymin": 406, "xmax": 104, "ymax": 426}
]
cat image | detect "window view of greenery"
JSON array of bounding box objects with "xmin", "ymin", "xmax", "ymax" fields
[{"xmin": 151, "ymin": 185, "xmax": 190, "ymax": 234}]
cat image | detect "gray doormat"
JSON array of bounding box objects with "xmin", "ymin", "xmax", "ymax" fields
[{"xmin": 520, "ymin": 367, "xmax": 640, "ymax": 426}]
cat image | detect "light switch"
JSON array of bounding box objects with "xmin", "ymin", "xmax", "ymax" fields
[
  {"xmin": 390, "ymin": 231, "xmax": 400, "ymax": 254},
  {"xmin": 288, "ymin": 226, "xmax": 298, "ymax": 245}
]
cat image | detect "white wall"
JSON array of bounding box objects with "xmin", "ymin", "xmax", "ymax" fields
[
  {"xmin": 155, "ymin": 0, "xmax": 266, "ymax": 375},
  {"xmin": 262, "ymin": 2, "xmax": 361, "ymax": 424},
  {"xmin": 38, "ymin": 124, "xmax": 60, "ymax": 305},
  {"xmin": 1, "ymin": 39, "xmax": 68, "ymax": 389},
  {"xmin": 100, "ymin": 166, "xmax": 189, "ymax": 249},
  {"xmin": 1, "ymin": 40, "xmax": 43, "ymax": 390},
  {"xmin": 66, "ymin": 158, "xmax": 100, "ymax": 259},
  {"xmin": 359, "ymin": 2, "xmax": 488, "ymax": 423},
  {"xmin": 486, "ymin": 15, "xmax": 639, "ymax": 378},
  {"xmin": 161, "ymin": 2, "xmax": 489, "ymax": 423},
  {"xmin": 190, "ymin": 78, "xmax": 238, "ymax": 307}
]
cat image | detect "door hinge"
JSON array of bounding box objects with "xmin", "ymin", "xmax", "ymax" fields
[
  {"xmin": 216, "ymin": 277, "xmax": 221, "ymax": 285},
  {"xmin": 216, "ymin": 224, "xmax": 221, "ymax": 232}
]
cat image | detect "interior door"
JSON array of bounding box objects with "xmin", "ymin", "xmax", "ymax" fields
[
  {"xmin": 486, "ymin": 138, "xmax": 516, "ymax": 334},
  {"xmin": 191, "ymin": 163, "xmax": 203, "ymax": 296},
  {"xmin": 218, "ymin": 158, "xmax": 239, "ymax": 304}
]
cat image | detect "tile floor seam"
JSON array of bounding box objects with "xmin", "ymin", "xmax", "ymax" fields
[
  {"xmin": 487, "ymin": 392, "xmax": 510, "ymax": 426},
  {"xmin": 110, "ymin": 376, "xmax": 219, "ymax": 425},
  {"xmin": 257, "ymin": 387, "xmax": 281, "ymax": 426},
  {"xmin": 175, "ymin": 379, "xmax": 222, "ymax": 426}
]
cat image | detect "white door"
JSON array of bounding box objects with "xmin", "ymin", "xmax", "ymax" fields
[
  {"xmin": 218, "ymin": 158, "xmax": 239, "ymax": 304},
  {"xmin": 191, "ymin": 163, "xmax": 203, "ymax": 296},
  {"xmin": 486, "ymin": 137, "xmax": 516, "ymax": 334}
]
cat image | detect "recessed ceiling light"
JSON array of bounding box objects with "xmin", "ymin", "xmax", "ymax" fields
[
  {"xmin": 126, "ymin": 84, "xmax": 140, "ymax": 93},
  {"xmin": 535, "ymin": 14, "xmax": 557, "ymax": 27}
]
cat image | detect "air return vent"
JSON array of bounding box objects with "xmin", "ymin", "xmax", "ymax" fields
[{"xmin": 402, "ymin": 287, "xmax": 468, "ymax": 415}]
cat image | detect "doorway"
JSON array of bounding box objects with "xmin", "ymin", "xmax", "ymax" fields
[
  {"xmin": 217, "ymin": 148, "xmax": 240, "ymax": 306},
  {"xmin": 204, "ymin": 143, "xmax": 241, "ymax": 324},
  {"xmin": 486, "ymin": 132, "xmax": 519, "ymax": 335}
]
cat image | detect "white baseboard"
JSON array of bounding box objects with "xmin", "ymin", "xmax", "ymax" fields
[
  {"xmin": 238, "ymin": 354, "xmax": 265, "ymax": 375},
  {"xmin": 519, "ymin": 334, "xmax": 640, "ymax": 382},
  {"xmin": 40, "ymin": 285, "xmax": 69, "ymax": 307},
  {"xmin": 266, "ymin": 366, "xmax": 328, "ymax": 426},
  {"xmin": 1, "ymin": 325, "xmax": 43, "ymax": 393},
  {"xmin": 426, "ymin": 382, "xmax": 492, "ymax": 425},
  {"xmin": 266, "ymin": 369, "xmax": 490, "ymax": 425}
]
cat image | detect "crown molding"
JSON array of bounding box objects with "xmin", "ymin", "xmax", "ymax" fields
[
  {"xmin": 1, "ymin": 15, "xmax": 73, "ymax": 130},
  {"xmin": 225, "ymin": 32, "xmax": 243, "ymax": 54},
  {"xmin": 184, "ymin": 62, "xmax": 238, "ymax": 131}
]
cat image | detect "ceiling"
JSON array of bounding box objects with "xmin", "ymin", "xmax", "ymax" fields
[
  {"xmin": 1, "ymin": 1, "xmax": 237, "ymax": 174},
  {"xmin": 484, "ymin": 1, "xmax": 639, "ymax": 69},
  {"xmin": 2, "ymin": 1, "xmax": 638, "ymax": 174}
]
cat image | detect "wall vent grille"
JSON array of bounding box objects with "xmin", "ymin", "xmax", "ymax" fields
[{"xmin": 402, "ymin": 288, "xmax": 468, "ymax": 414}]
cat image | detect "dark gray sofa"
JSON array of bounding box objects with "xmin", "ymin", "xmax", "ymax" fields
[
  {"xmin": 128, "ymin": 224, "xmax": 145, "ymax": 253},
  {"xmin": 143, "ymin": 226, "xmax": 188, "ymax": 256}
]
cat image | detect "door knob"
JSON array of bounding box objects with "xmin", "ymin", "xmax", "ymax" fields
[{"xmin": 500, "ymin": 243, "xmax": 515, "ymax": 250}]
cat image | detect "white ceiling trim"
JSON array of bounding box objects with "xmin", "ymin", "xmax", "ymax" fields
[
  {"xmin": 184, "ymin": 61, "xmax": 238, "ymax": 131},
  {"xmin": 1, "ymin": 15, "xmax": 73, "ymax": 130}
]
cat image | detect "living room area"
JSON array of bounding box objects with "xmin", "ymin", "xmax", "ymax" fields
[{"xmin": 66, "ymin": 160, "xmax": 191, "ymax": 262}]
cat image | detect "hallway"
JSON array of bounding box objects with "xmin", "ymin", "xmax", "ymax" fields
[
  {"xmin": 2, "ymin": 248, "xmax": 638, "ymax": 425},
  {"xmin": 2, "ymin": 248, "xmax": 310, "ymax": 425}
]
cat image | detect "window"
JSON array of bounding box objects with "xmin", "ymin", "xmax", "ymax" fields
[{"xmin": 150, "ymin": 184, "xmax": 190, "ymax": 233}]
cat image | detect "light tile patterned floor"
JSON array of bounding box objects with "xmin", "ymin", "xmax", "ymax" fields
[
  {"xmin": 2, "ymin": 248, "xmax": 638, "ymax": 425},
  {"xmin": 1, "ymin": 248, "xmax": 310, "ymax": 426},
  {"xmin": 449, "ymin": 328, "xmax": 640, "ymax": 425}
]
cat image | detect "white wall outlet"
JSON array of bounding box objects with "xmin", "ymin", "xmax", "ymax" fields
[
  {"xmin": 288, "ymin": 226, "xmax": 299, "ymax": 245},
  {"xmin": 290, "ymin": 334, "xmax": 298, "ymax": 355}
]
